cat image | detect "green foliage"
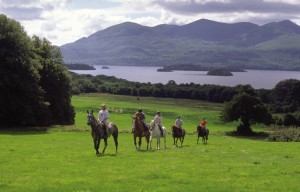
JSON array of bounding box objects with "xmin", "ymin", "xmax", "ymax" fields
[
  {"xmin": 272, "ymin": 79, "xmax": 300, "ymax": 113},
  {"xmin": 70, "ymin": 73, "xmax": 248, "ymax": 103},
  {"xmin": 221, "ymin": 93, "xmax": 272, "ymax": 135},
  {"xmin": 31, "ymin": 36, "xmax": 75, "ymax": 125},
  {"xmin": 267, "ymin": 128, "xmax": 300, "ymax": 142},
  {"xmin": 0, "ymin": 15, "xmax": 74, "ymax": 128},
  {"xmin": 0, "ymin": 14, "xmax": 47, "ymax": 126}
]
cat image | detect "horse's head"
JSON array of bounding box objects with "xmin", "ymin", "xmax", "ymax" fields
[
  {"xmin": 87, "ymin": 110, "xmax": 96, "ymax": 126},
  {"xmin": 149, "ymin": 120, "xmax": 155, "ymax": 131}
]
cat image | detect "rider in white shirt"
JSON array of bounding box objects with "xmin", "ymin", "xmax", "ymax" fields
[
  {"xmin": 98, "ymin": 103, "xmax": 109, "ymax": 137},
  {"xmin": 175, "ymin": 116, "xmax": 183, "ymax": 136},
  {"xmin": 154, "ymin": 111, "xmax": 163, "ymax": 136}
]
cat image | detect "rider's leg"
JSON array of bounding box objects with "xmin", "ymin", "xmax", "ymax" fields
[{"xmin": 159, "ymin": 125, "xmax": 163, "ymax": 136}]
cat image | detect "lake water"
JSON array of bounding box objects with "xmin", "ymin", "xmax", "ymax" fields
[{"xmin": 70, "ymin": 65, "xmax": 300, "ymax": 89}]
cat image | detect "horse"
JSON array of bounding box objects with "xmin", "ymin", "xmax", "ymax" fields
[
  {"xmin": 149, "ymin": 120, "xmax": 167, "ymax": 149},
  {"xmin": 171, "ymin": 125, "xmax": 185, "ymax": 147},
  {"xmin": 197, "ymin": 125, "xmax": 209, "ymax": 144},
  {"xmin": 87, "ymin": 110, "xmax": 118, "ymax": 155},
  {"xmin": 132, "ymin": 116, "xmax": 150, "ymax": 150}
]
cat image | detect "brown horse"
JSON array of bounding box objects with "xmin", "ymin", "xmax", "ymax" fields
[
  {"xmin": 87, "ymin": 110, "xmax": 118, "ymax": 155},
  {"xmin": 171, "ymin": 125, "xmax": 185, "ymax": 147},
  {"xmin": 132, "ymin": 116, "xmax": 150, "ymax": 150},
  {"xmin": 197, "ymin": 125, "xmax": 209, "ymax": 144}
]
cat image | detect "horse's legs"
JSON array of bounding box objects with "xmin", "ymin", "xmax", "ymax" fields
[
  {"xmin": 157, "ymin": 138, "xmax": 160, "ymax": 150},
  {"xmin": 100, "ymin": 138, "xmax": 108, "ymax": 154},
  {"xmin": 138, "ymin": 137, "xmax": 142, "ymax": 150},
  {"xmin": 149, "ymin": 134, "xmax": 153, "ymax": 149},
  {"xmin": 146, "ymin": 135, "xmax": 150, "ymax": 150},
  {"xmin": 180, "ymin": 136, "xmax": 184, "ymax": 147},
  {"xmin": 113, "ymin": 134, "xmax": 118, "ymax": 153},
  {"xmin": 197, "ymin": 135, "xmax": 199, "ymax": 144},
  {"xmin": 94, "ymin": 138, "xmax": 100, "ymax": 154},
  {"xmin": 134, "ymin": 135, "xmax": 138, "ymax": 150},
  {"xmin": 164, "ymin": 135, "xmax": 166, "ymax": 149}
]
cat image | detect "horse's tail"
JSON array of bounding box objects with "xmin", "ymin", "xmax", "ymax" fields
[{"xmin": 111, "ymin": 123, "xmax": 118, "ymax": 153}]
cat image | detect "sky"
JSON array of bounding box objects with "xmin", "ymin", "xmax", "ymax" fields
[{"xmin": 1, "ymin": 0, "xmax": 300, "ymax": 46}]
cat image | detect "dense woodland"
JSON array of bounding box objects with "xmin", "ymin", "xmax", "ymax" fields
[
  {"xmin": 0, "ymin": 14, "xmax": 74, "ymax": 127},
  {"xmin": 70, "ymin": 72, "xmax": 300, "ymax": 129}
]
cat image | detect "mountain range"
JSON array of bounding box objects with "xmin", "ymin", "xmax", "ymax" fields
[{"xmin": 60, "ymin": 19, "xmax": 300, "ymax": 70}]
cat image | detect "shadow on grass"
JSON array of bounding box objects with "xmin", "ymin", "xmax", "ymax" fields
[
  {"xmin": 0, "ymin": 127, "xmax": 49, "ymax": 135},
  {"xmin": 225, "ymin": 131, "xmax": 270, "ymax": 141},
  {"xmin": 137, "ymin": 149, "xmax": 156, "ymax": 153},
  {"xmin": 96, "ymin": 153, "xmax": 118, "ymax": 157}
]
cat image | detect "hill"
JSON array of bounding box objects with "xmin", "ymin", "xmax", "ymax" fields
[{"xmin": 60, "ymin": 19, "xmax": 300, "ymax": 70}]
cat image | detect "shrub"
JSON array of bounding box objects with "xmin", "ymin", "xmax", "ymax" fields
[{"xmin": 267, "ymin": 128, "xmax": 300, "ymax": 142}]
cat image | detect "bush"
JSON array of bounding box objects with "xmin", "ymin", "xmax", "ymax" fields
[{"xmin": 267, "ymin": 128, "xmax": 300, "ymax": 142}]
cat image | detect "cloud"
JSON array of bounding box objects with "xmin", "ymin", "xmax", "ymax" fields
[
  {"xmin": 1, "ymin": 0, "xmax": 300, "ymax": 46},
  {"xmin": 153, "ymin": 0, "xmax": 300, "ymax": 14}
]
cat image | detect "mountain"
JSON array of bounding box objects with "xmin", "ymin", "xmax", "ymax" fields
[{"xmin": 60, "ymin": 19, "xmax": 300, "ymax": 70}]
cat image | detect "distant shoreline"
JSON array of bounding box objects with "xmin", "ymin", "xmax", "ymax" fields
[{"xmin": 65, "ymin": 64, "xmax": 95, "ymax": 70}]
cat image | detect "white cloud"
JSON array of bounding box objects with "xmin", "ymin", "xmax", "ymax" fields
[{"xmin": 1, "ymin": 0, "xmax": 300, "ymax": 45}]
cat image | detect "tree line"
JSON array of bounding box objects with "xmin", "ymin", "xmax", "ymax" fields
[
  {"xmin": 0, "ymin": 14, "xmax": 74, "ymax": 128},
  {"xmin": 71, "ymin": 73, "xmax": 300, "ymax": 129}
]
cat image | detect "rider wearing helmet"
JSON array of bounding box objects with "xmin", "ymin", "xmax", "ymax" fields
[
  {"xmin": 154, "ymin": 111, "xmax": 163, "ymax": 136},
  {"xmin": 132, "ymin": 108, "xmax": 148, "ymax": 133},
  {"xmin": 175, "ymin": 115, "xmax": 183, "ymax": 136}
]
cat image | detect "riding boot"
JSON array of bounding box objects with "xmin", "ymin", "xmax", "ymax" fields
[
  {"xmin": 159, "ymin": 126, "xmax": 163, "ymax": 136},
  {"xmin": 103, "ymin": 125, "xmax": 107, "ymax": 137},
  {"xmin": 143, "ymin": 124, "xmax": 148, "ymax": 135}
]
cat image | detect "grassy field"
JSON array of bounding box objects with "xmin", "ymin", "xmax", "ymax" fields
[{"xmin": 1, "ymin": 93, "xmax": 299, "ymax": 192}]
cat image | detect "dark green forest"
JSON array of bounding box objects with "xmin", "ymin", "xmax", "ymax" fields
[
  {"xmin": 70, "ymin": 72, "xmax": 300, "ymax": 128},
  {"xmin": 0, "ymin": 14, "xmax": 74, "ymax": 127}
]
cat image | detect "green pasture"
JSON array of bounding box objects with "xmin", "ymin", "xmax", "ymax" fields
[{"xmin": 1, "ymin": 93, "xmax": 299, "ymax": 192}]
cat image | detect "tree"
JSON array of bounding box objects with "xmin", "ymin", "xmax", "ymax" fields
[
  {"xmin": 221, "ymin": 93, "xmax": 272, "ymax": 135},
  {"xmin": 0, "ymin": 15, "xmax": 74, "ymax": 127},
  {"xmin": 31, "ymin": 36, "xmax": 75, "ymax": 125},
  {"xmin": 0, "ymin": 14, "xmax": 49, "ymax": 126},
  {"xmin": 272, "ymin": 79, "xmax": 300, "ymax": 113},
  {"xmin": 283, "ymin": 114, "xmax": 298, "ymax": 128}
]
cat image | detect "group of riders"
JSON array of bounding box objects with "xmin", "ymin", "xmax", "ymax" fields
[{"xmin": 97, "ymin": 103, "xmax": 207, "ymax": 137}]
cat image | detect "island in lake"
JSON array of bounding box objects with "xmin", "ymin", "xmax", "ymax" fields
[
  {"xmin": 157, "ymin": 68, "xmax": 173, "ymax": 72},
  {"xmin": 101, "ymin": 66, "xmax": 110, "ymax": 69},
  {"xmin": 158, "ymin": 64, "xmax": 244, "ymax": 72},
  {"xmin": 207, "ymin": 69, "xmax": 233, "ymax": 76},
  {"xmin": 65, "ymin": 63, "xmax": 95, "ymax": 70}
]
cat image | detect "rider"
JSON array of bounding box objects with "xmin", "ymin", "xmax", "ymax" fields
[
  {"xmin": 154, "ymin": 111, "xmax": 163, "ymax": 136},
  {"xmin": 175, "ymin": 115, "xmax": 183, "ymax": 136},
  {"xmin": 200, "ymin": 116, "xmax": 208, "ymax": 133},
  {"xmin": 98, "ymin": 103, "xmax": 109, "ymax": 137},
  {"xmin": 132, "ymin": 108, "xmax": 148, "ymax": 133}
]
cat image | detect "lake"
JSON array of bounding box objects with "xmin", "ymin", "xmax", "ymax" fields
[{"xmin": 70, "ymin": 65, "xmax": 300, "ymax": 89}]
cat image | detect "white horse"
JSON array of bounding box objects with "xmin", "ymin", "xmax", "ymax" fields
[{"xmin": 149, "ymin": 120, "xmax": 167, "ymax": 149}]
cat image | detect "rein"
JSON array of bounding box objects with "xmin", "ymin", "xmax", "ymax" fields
[{"xmin": 88, "ymin": 114, "xmax": 99, "ymax": 132}]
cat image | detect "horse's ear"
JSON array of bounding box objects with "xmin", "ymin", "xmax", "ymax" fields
[{"xmin": 87, "ymin": 110, "xmax": 89, "ymax": 114}]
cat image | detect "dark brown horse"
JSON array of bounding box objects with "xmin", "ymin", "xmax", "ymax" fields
[
  {"xmin": 171, "ymin": 125, "xmax": 185, "ymax": 147},
  {"xmin": 87, "ymin": 110, "xmax": 118, "ymax": 155},
  {"xmin": 197, "ymin": 125, "xmax": 209, "ymax": 144},
  {"xmin": 132, "ymin": 116, "xmax": 150, "ymax": 150}
]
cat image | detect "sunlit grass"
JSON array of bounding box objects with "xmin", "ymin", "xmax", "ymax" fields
[{"xmin": 1, "ymin": 93, "xmax": 299, "ymax": 192}]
